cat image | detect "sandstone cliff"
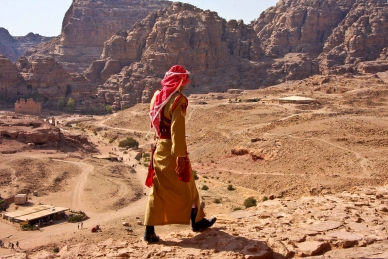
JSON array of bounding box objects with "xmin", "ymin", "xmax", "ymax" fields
[
  {"xmin": 94, "ymin": 2, "xmax": 319, "ymax": 109},
  {"xmin": 26, "ymin": 0, "xmax": 171, "ymax": 73},
  {"xmin": 318, "ymin": 0, "xmax": 388, "ymax": 74},
  {"xmin": 0, "ymin": 55, "xmax": 102, "ymax": 114},
  {"xmin": 0, "ymin": 28, "xmax": 53, "ymax": 62},
  {"xmin": 3, "ymin": 0, "xmax": 388, "ymax": 111}
]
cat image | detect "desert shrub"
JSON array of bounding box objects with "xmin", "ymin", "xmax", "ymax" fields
[
  {"xmin": 227, "ymin": 184, "xmax": 235, "ymax": 191},
  {"xmin": 67, "ymin": 98, "xmax": 75, "ymax": 112},
  {"xmin": 143, "ymin": 153, "xmax": 150, "ymax": 158},
  {"xmin": 67, "ymin": 211, "xmax": 86, "ymax": 223},
  {"xmin": 233, "ymin": 207, "xmax": 242, "ymax": 211},
  {"xmin": 214, "ymin": 198, "xmax": 221, "ymax": 204},
  {"xmin": 0, "ymin": 200, "xmax": 3, "ymax": 205},
  {"xmin": 143, "ymin": 163, "xmax": 149, "ymax": 167},
  {"xmin": 203, "ymin": 176, "xmax": 208, "ymax": 179},
  {"xmin": 262, "ymin": 196, "xmax": 268, "ymax": 202},
  {"xmin": 118, "ymin": 137, "xmax": 139, "ymax": 148},
  {"xmin": 109, "ymin": 139, "xmax": 115, "ymax": 143},
  {"xmin": 201, "ymin": 185, "xmax": 209, "ymax": 191},
  {"xmin": 105, "ymin": 105, "xmax": 112, "ymax": 114},
  {"xmin": 21, "ymin": 223, "xmax": 35, "ymax": 231},
  {"xmin": 53, "ymin": 247, "xmax": 59, "ymax": 253},
  {"xmin": 243, "ymin": 197, "xmax": 257, "ymax": 208}
]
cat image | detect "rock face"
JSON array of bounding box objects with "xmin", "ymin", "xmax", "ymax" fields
[
  {"xmin": 2, "ymin": 0, "xmax": 388, "ymax": 111},
  {"xmin": 26, "ymin": 0, "xmax": 171, "ymax": 73},
  {"xmin": 0, "ymin": 115, "xmax": 97, "ymax": 152},
  {"xmin": 0, "ymin": 55, "xmax": 24, "ymax": 99},
  {"xmin": 252, "ymin": 0, "xmax": 357, "ymax": 58},
  {"xmin": 319, "ymin": 0, "xmax": 388, "ymax": 74},
  {"xmin": 0, "ymin": 28, "xmax": 53, "ymax": 62},
  {"xmin": 0, "ymin": 55, "xmax": 102, "ymax": 114},
  {"xmin": 95, "ymin": 2, "xmax": 319, "ymax": 109}
]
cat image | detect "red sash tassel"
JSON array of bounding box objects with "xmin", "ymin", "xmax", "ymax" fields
[
  {"xmin": 145, "ymin": 146, "xmax": 156, "ymax": 188},
  {"xmin": 178, "ymin": 156, "xmax": 191, "ymax": 183}
]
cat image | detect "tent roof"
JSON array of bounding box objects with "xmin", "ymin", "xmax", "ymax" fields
[
  {"xmin": 3, "ymin": 205, "xmax": 69, "ymax": 221},
  {"xmin": 278, "ymin": 96, "xmax": 316, "ymax": 101}
]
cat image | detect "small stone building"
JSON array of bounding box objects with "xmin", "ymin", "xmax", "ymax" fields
[
  {"xmin": 15, "ymin": 98, "xmax": 42, "ymax": 116},
  {"xmin": 14, "ymin": 194, "xmax": 28, "ymax": 205}
]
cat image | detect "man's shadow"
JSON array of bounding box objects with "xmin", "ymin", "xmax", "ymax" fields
[{"xmin": 161, "ymin": 227, "xmax": 285, "ymax": 258}]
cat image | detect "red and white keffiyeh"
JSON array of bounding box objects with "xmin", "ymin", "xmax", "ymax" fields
[{"xmin": 149, "ymin": 65, "xmax": 190, "ymax": 137}]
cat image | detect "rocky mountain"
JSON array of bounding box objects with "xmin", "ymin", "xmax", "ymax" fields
[
  {"xmin": 0, "ymin": 28, "xmax": 53, "ymax": 62},
  {"xmin": 2, "ymin": 0, "xmax": 388, "ymax": 112},
  {"xmin": 25, "ymin": 0, "xmax": 171, "ymax": 73},
  {"xmin": 95, "ymin": 0, "xmax": 388, "ymax": 109},
  {"xmin": 318, "ymin": 0, "xmax": 388, "ymax": 74}
]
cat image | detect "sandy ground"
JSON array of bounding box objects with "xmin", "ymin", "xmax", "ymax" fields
[{"xmin": 0, "ymin": 74, "xmax": 388, "ymax": 257}]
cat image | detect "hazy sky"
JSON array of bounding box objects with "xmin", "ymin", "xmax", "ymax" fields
[{"xmin": 0, "ymin": 0, "xmax": 278, "ymax": 37}]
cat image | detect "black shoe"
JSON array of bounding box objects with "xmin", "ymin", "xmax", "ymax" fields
[
  {"xmin": 144, "ymin": 232, "xmax": 160, "ymax": 243},
  {"xmin": 192, "ymin": 217, "xmax": 217, "ymax": 232}
]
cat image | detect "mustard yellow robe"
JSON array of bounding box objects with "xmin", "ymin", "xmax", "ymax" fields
[{"xmin": 144, "ymin": 91, "xmax": 205, "ymax": 226}]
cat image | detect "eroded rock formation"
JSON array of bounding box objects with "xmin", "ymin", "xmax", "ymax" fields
[
  {"xmin": 26, "ymin": 0, "xmax": 171, "ymax": 73},
  {"xmin": 0, "ymin": 28, "xmax": 53, "ymax": 62},
  {"xmin": 318, "ymin": 0, "xmax": 388, "ymax": 74},
  {"xmin": 2, "ymin": 0, "xmax": 388, "ymax": 111},
  {"xmin": 95, "ymin": 2, "xmax": 319, "ymax": 109}
]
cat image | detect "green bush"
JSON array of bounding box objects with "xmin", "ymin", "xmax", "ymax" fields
[
  {"xmin": 227, "ymin": 184, "xmax": 235, "ymax": 191},
  {"xmin": 21, "ymin": 223, "xmax": 35, "ymax": 231},
  {"xmin": 0, "ymin": 200, "xmax": 3, "ymax": 205},
  {"xmin": 118, "ymin": 137, "xmax": 139, "ymax": 148},
  {"xmin": 106, "ymin": 105, "xmax": 112, "ymax": 114},
  {"xmin": 67, "ymin": 98, "xmax": 75, "ymax": 112},
  {"xmin": 67, "ymin": 211, "xmax": 86, "ymax": 223},
  {"xmin": 243, "ymin": 197, "xmax": 257, "ymax": 208},
  {"xmin": 262, "ymin": 196, "xmax": 268, "ymax": 202},
  {"xmin": 201, "ymin": 185, "xmax": 209, "ymax": 191}
]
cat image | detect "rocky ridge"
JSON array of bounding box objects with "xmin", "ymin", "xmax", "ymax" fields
[
  {"xmin": 94, "ymin": 2, "xmax": 318, "ymax": 109},
  {"xmin": 94, "ymin": 0, "xmax": 388, "ymax": 109},
  {"xmin": 2, "ymin": 0, "xmax": 388, "ymax": 111},
  {"xmin": 0, "ymin": 115, "xmax": 97, "ymax": 153},
  {"xmin": 6, "ymin": 185, "xmax": 388, "ymax": 258},
  {"xmin": 0, "ymin": 28, "xmax": 53, "ymax": 62}
]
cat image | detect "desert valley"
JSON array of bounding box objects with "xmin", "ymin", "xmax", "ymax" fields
[{"xmin": 1, "ymin": 0, "xmax": 388, "ymax": 258}]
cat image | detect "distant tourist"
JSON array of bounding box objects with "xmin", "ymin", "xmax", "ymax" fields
[{"xmin": 143, "ymin": 65, "xmax": 216, "ymax": 243}]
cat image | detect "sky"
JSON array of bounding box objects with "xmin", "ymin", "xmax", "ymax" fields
[{"xmin": 0, "ymin": 0, "xmax": 278, "ymax": 37}]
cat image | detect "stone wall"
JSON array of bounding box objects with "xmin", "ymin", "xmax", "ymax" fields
[{"xmin": 15, "ymin": 98, "xmax": 42, "ymax": 116}]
